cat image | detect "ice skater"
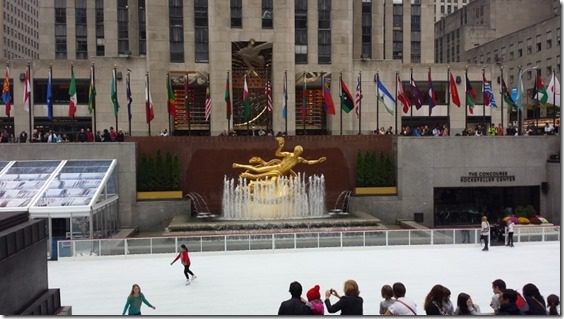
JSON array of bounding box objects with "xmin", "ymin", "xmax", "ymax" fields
[
  {"xmin": 480, "ymin": 216, "xmax": 490, "ymax": 251},
  {"xmin": 122, "ymin": 284, "xmax": 156, "ymax": 315},
  {"xmin": 505, "ymin": 219, "xmax": 514, "ymax": 247},
  {"xmin": 170, "ymin": 244, "xmax": 197, "ymax": 285}
]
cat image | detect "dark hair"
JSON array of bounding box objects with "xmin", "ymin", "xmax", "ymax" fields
[
  {"xmin": 547, "ymin": 294, "xmax": 560, "ymax": 315},
  {"xmin": 522, "ymin": 283, "xmax": 545, "ymax": 307},
  {"xmin": 180, "ymin": 244, "xmax": 187, "ymax": 250},
  {"xmin": 492, "ymin": 279, "xmax": 506, "ymax": 291},
  {"xmin": 381, "ymin": 285, "xmax": 393, "ymax": 299},
  {"xmin": 456, "ymin": 293, "xmax": 472, "ymax": 315},
  {"xmin": 424, "ymin": 284, "xmax": 446, "ymax": 308},
  {"xmin": 392, "ymin": 282, "xmax": 406, "ymax": 298},
  {"xmin": 502, "ymin": 289, "xmax": 518, "ymax": 304},
  {"xmin": 289, "ymin": 281, "xmax": 302, "ymax": 298}
]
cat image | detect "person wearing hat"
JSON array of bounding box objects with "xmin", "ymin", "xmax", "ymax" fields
[
  {"xmin": 306, "ymin": 284, "xmax": 325, "ymax": 315},
  {"xmin": 278, "ymin": 281, "xmax": 312, "ymax": 315}
]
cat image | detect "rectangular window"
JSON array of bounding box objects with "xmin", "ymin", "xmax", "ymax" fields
[
  {"xmin": 194, "ymin": 0, "xmax": 209, "ymax": 62},
  {"xmin": 295, "ymin": 0, "xmax": 307, "ymax": 64},
  {"xmin": 361, "ymin": 0, "xmax": 371, "ymax": 59},
  {"xmin": 318, "ymin": 0, "xmax": 331, "ymax": 64},
  {"xmin": 54, "ymin": 0, "xmax": 66, "ymax": 59},
  {"xmin": 536, "ymin": 35, "xmax": 542, "ymax": 52},
  {"xmin": 262, "ymin": 0, "xmax": 273, "ymax": 29},
  {"xmin": 139, "ymin": 0, "xmax": 146, "ymax": 55},
  {"xmin": 169, "ymin": 0, "xmax": 184, "ymax": 63},
  {"xmin": 95, "ymin": 0, "xmax": 105, "ymax": 56},
  {"xmin": 117, "ymin": 0, "xmax": 129, "ymax": 55},
  {"xmin": 518, "ymin": 41, "xmax": 523, "ymax": 57},
  {"xmin": 546, "ymin": 31, "xmax": 552, "ymax": 49},
  {"xmin": 393, "ymin": 4, "xmax": 402, "ymax": 60},
  {"xmin": 230, "ymin": 0, "xmax": 242, "ymax": 28},
  {"xmin": 526, "ymin": 37, "xmax": 532, "ymax": 54},
  {"xmin": 75, "ymin": 0, "xmax": 87, "ymax": 59}
]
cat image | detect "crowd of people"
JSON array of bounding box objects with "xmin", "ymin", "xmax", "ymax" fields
[
  {"xmin": 0, "ymin": 127, "xmax": 128, "ymax": 143},
  {"xmin": 278, "ymin": 279, "xmax": 560, "ymax": 316}
]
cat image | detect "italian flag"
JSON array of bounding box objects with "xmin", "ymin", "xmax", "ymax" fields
[{"xmin": 69, "ymin": 66, "xmax": 77, "ymax": 118}]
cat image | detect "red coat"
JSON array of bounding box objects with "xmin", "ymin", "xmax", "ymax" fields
[{"xmin": 172, "ymin": 251, "xmax": 190, "ymax": 266}]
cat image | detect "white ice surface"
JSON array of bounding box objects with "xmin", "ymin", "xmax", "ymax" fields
[{"xmin": 48, "ymin": 242, "xmax": 560, "ymax": 315}]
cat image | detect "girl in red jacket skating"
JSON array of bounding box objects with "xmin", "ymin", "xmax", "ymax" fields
[{"xmin": 170, "ymin": 244, "xmax": 196, "ymax": 285}]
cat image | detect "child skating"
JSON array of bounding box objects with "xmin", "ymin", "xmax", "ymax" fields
[{"xmin": 170, "ymin": 244, "xmax": 197, "ymax": 285}]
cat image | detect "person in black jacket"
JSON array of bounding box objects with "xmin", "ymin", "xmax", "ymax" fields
[
  {"xmin": 278, "ymin": 281, "xmax": 312, "ymax": 315},
  {"xmin": 522, "ymin": 283, "xmax": 547, "ymax": 315},
  {"xmin": 497, "ymin": 289, "xmax": 521, "ymax": 315},
  {"xmin": 324, "ymin": 279, "xmax": 363, "ymax": 315}
]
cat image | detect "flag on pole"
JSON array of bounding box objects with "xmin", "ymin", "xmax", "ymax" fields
[
  {"xmin": 501, "ymin": 78, "xmax": 518, "ymax": 110},
  {"xmin": 204, "ymin": 86, "xmax": 212, "ymax": 121},
  {"xmin": 354, "ymin": 76, "xmax": 363, "ymax": 116},
  {"xmin": 265, "ymin": 79, "xmax": 272, "ymax": 112},
  {"xmin": 126, "ymin": 72, "xmax": 132, "ymax": 120},
  {"xmin": 111, "ymin": 68, "xmax": 120, "ymax": 116},
  {"xmin": 340, "ymin": 79, "xmax": 354, "ymax": 113},
  {"xmin": 465, "ymin": 73, "xmax": 476, "ymax": 114},
  {"xmin": 482, "ymin": 74, "xmax": 497, "ymax": 108},
  {"xmin": 47, "ymin": 67, "xmax": 53, "ymax": 121},
  {"xmin": 321, "ymin": 75, "xmax": 335, "ymax": 115},
  {"xmin": 23, "ymin": 67, "xmax": 30, "ymax": 113},
  {"xmin": 184, "ymin": 76, "xmax": 190, "ymax": 120},
  {"xmin": 166, "ymin": 73, "xmax": 177, "ymax": 117},
  {"xmin": 533, "ymin": 74, "xmax": 549, "ymax": 104},
  {"xmin": 410, "ymin": 73, "xmax": 424, "ymax": 109},
  {"xmin": 2, "ymin": 66, "xmax": 11, "ymax": 117},
  {"xmin": 428, "ymin": 69, "xmax": 437, "ymax": 115},
  {"xmin": 145, "ymin": 74, "xmax": 154, "ymax": 123},
  {"xmin": 397, "ymin": 75, "xmax": 411, "ymax": 114},
  {"xmin": 376, "ymin": 78, "xmax": 395, "ymax": 115},
  {"xmin": 547, "ymin": 71, "xmax": 561, "ymax": 106},
  {"xmin": 449, "ymin": 72, "xmax": 461, "ymax": 107},
  {"xmin": 516, "ymin": 71, "xmax": 524, "ymax": 110},
  {"xmin": 88, "ymin": 65, "xmax": 96, "ymax": 114},
  {"xmin": 225, "ymin": 74, "xmax": 231, "ymax": 119},
  {"xmin": 243, "ymin": 75, "xmax": 251, "ymax": 120},
  {"xmin": 281, "ymin": 73, "xmax": 288, "ymax": 119},
  {"xmin": 69, "ymin": 66, "xmax": 77, "ymax": 118}
]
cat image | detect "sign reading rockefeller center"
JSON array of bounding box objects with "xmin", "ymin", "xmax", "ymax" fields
[{"xmin": 460, "ymin": 171, "xmax": 516, "ymax": 183}]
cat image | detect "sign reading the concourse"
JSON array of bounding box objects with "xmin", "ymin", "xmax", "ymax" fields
[{"xmin": 460, "ymin": 171, "xmax": 516, "ymax": 183}]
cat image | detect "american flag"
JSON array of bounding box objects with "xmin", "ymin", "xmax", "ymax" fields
[
  {"xmin": 265, "ymin": 79, "xmax": 272, "ymax": 112},
  {"xmin": 204, "ymin": 86, "xmax": 212, "ymax": 121},
  {"xmin": 354, "ymin": 76, "xmax": 362, "ymax": 116}
]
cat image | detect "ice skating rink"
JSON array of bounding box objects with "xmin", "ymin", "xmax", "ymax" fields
[{"xmin": 48, "ymin": 242, "xmax": 560, "ymax": 315}]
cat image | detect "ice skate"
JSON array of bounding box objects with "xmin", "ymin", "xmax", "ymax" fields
[
  {"xmin": 192, "ymin": 275, "xmax": 197, "ymax": 280},
  {"xmin": 186, "ymin": 279, "xmax": 191, "ymax": 286}
]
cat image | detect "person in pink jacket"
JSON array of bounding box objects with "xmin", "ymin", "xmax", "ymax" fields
[
  {"xmin": 170, "ymin": 244, "xmax": 196, "ymax": 285},
  {"xmin": 306, "ymin": 284, "xmax": 325, "ymax": 315}
]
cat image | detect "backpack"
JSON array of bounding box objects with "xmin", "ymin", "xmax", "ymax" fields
[{"xmin": 515, "ymin": 292, "xmax": 529, "ymax": 313}]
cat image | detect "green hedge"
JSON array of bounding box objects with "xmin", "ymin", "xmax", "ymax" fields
[
  {"xmin": 137, "ymin": 150, "xmax": 181, "ymax": 191},
  {"xmin": 356, "ymin": 151, "xmax": 396, "ymax": 187}
]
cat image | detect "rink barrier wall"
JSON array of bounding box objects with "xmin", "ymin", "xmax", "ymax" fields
[{"xmin": 55, "ymin": 225, "xmax": 560, "ymax": 259}]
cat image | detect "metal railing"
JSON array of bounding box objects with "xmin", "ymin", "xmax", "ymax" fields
[{"xmin": 56, "ymin": 225, "xmax": 560, "ymax": 259}]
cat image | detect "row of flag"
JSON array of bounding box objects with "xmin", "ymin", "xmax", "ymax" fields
[{"xmin": 1, "ymin": 66, "xmax": 560, "ymax": 121}]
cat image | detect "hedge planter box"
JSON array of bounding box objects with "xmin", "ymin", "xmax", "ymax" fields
[
  {"xmin": 354, "ymin": 187, "xmax": 397, "ymax": 195},
  {"xmin": 137, "ymin": 191, "xmax": 183, "ymax": 201}
]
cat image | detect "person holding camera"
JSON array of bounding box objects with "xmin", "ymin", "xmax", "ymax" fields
[{"xmin": 324, "ymin": 279, "xmax": 363, "ymax": 315}]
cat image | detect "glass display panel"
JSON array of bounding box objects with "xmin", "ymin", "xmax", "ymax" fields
[{"xmin": 0, "ymin": 161, "xmax": 61, "ymax": 207}]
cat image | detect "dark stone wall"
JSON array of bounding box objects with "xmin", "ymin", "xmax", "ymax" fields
[
  {"xmin": 127, "ymin": 135, "xmax": 394, "ymax": 213},
  {"xmin": 0, "ymin": 220, "xmax": 49, "ymax": 314}
]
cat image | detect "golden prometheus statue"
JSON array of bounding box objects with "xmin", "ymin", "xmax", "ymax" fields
[{"xmin": 232, "ymin": 137, "xmax": 326, "ymax": 185}]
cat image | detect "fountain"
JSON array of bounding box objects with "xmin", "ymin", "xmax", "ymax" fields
[{"xmin": 223, "ymin": 137, "xmax": 327, "ymax": 220}]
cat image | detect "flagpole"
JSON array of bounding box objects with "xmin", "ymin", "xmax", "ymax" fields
[
  {"xmin": 92, "ymin": 63, "xmax": 97, "ymax": 140},
  {"xmin": 284, "ymin": 70, "xmax": 288, "ymax": 136},
  {"xmin": 265, "ymin": 68, "xmax": 270, "ymax": 133},
  {"xmin": 303, "ymin": 71, "xmax": 306, "ymax": 135},
  {"xmin": 395, "ymin": 72, "xmax": 398, "ymax": 135},
  {"xmin": 167, "ymin": 73, "xmax": 172, "ymax": 135},
  {"xmin": 535, "ymin": 69, "xmax": 540, "ymax": 128},
  {"xmin": 375, "ymin": 72, "xmax": 380, "ymax": 132},
  {"xmin": 227, "ymin": 71, "xmax": 231, "ymax": 133},
  {"xmin": 339, "ymin": 72, "xmax": 343, "ymax": 136},
  {"xmin": 500, "ymin": 65, "xmax": 504, "ymax": 131},
  {"xmin": 518, "ymin": 65, "xmax": 522, "ymax": 135},
  {"xmin": 127, "ymin": 69, "xmax": 132, "ymax": 136},
  {"xmin": 27, "ymin": 63, "xmax": 32, "ymax": 138},
  {"xmin": 147, "ymin": 72, "xmax": 152, "ymax": 136},
  {"xmin": 464, "ymin": 66, "xmax": 468, "ymax": 131},
  {"xmin": 359, "ymin": 71, "xmax": 363, "ymax": 134},
  {"xmin": 482, "ymin": 68, "xmax": 486, "ymax": 130},
  {"xmin": 113, "ymin": 66, "xmax": 119, "ymax": 131},
  {"xmin": 186, "ymin": 75, "xmax": 191, "ymax": 136},
  {"xmin": 447, "ymin": 66, "xmax": 451, "ymax": 136},
  {"xmin": 246, "ymin": 74, "xmax": 250, "ymax": 135},
  {"xmin": 4, "ymin": 62, "xmax": 10, "ymax": 138},
  {"xmin": 553, "ymin": 70, "xmax": 557, "ymax": 126},
  {"xmin": 410, "ymin": 68, "xmax": 413, "ymax": 119}
]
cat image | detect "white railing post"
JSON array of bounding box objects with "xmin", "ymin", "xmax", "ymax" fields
[
  {"xmin": 248, "ymin": 235, "xmax": 251, "ymax": 251},
  {"xmin": 408, "ymin": 230, "xmax": 411, "ymax": 246},
  {"xmin": 431, "ymin": 230, "xmax": 434, "ymax": 245},
  {"xmin": 385, "ymin": 231, "xmax": 389, "ymax": 246},
  {"xmin": 175, "ymin": 237, "xmax": 178, "ymax": 251},
  {"xmin": 72, "ymin": 241, "xmax": 76, "ymax": 257},
  {"xmin": 453, "ymin": 229, "xmax": 456, "ymax": 245},
  {"xmin": 224, "ymin": 236, "xmax": 227, "ymax": 252},
  {"xmin": 272, "ymin": 234, "xmax": 275, "ymax": 250},
  {"xmin": 98, "ymin": 240, "xmax": 101, "ymax": 256},
  {"xmin": 517, "ymin": 227, "xmax": 521, "ymax": 243},
  {"xmin": 150, "ymin": 238, "xmax": 153, "ymax": 254},
  {"xmin": 340, "ymin": 232, "xmax": 343, "ymax": 248},
  {"xmin": 124, "ymin": 239, "xmax": 128, "ymax": 255},
  {"xmin": 363, "ymin": 232, "xmax": 366, "ymax": 247},
  {"xmin": 199, "ymin": 237, "xmax": 203, "ymax": 252},
  {"xmin": 317, "ymin": 233, "xmax": 320, "ymax": 248},
  {"xmin": 294, "ymin": 233, "xmax": 297, "ymax": 249},
  {"xmin": 542, "ymin": 227, "xmax": 545, "ymax": 242}
]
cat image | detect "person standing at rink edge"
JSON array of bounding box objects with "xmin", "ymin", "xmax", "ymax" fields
[
  {"xmin": 122, "ymin": 284, "xmax": 156, "ymax": 315},
  {"xmin": 171, "ymin": 244, "xmax": 197, "ymax": 285},
  {"xmin": 480, "ymin": 216, "xmax": 490, "ymax": 251}
]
